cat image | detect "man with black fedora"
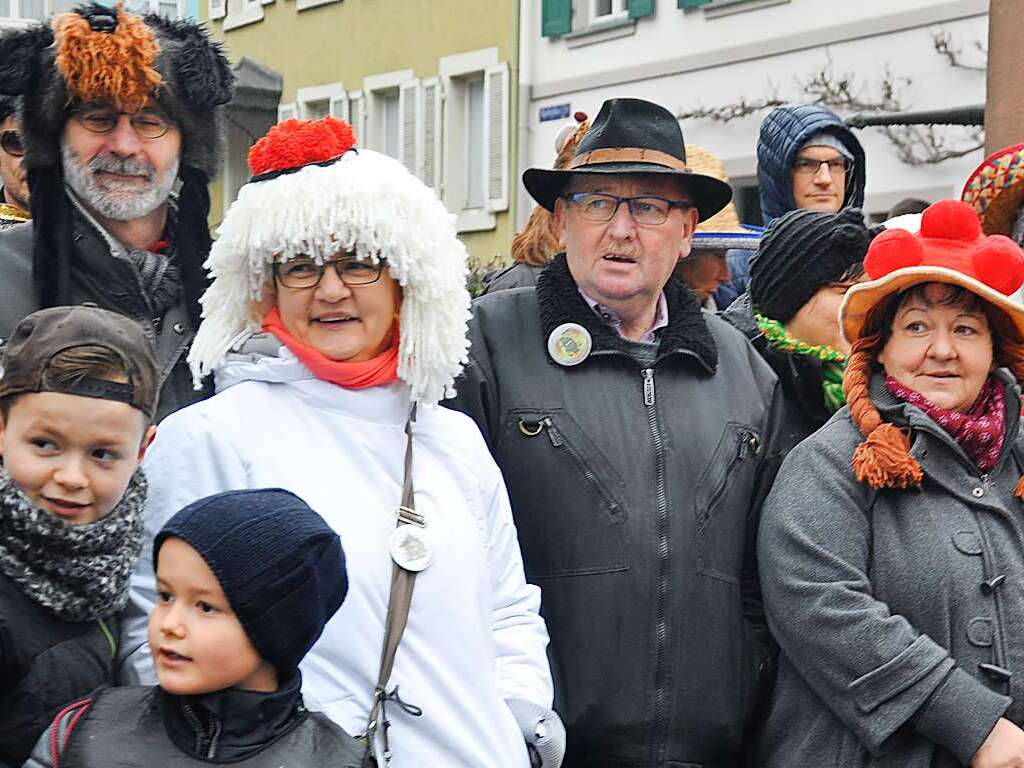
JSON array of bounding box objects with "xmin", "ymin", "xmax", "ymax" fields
[{"xmin": 447, "ymin": 97, "xmax": 782, "ymax": 766}]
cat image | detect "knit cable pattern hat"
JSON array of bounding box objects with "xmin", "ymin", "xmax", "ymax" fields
[
  {"xmin": 189, "ymin": 117, "xmax": 471, "ymax": 405},
  {"xmin": 750, "ymin": 207, "xmax": 870, "ymax": 323},
  {"xmin": 154, "ymin": 488, "xmax": 347, "ymax": 674},
  {"xmin": 840, "ymin": 199, "xmax": 1024, "ymax": 495}
]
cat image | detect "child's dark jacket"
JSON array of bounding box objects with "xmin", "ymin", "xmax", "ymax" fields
[
  {"xmin": 25, "ymin": 674, "xmax": 363, "ymax": 767},
  {"xmin": 0, "ymin": 574, "xmax": 117, "ymax": 768}
]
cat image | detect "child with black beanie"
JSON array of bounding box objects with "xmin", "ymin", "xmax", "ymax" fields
[{"xmin": 26, "ymin": 488, "xmax": 362, "ymax": 767}]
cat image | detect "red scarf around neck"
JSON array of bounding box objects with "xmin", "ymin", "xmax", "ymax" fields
[
  {"xmin": 885, "ymin": 375, "xmax": 1006, "ymax": 472},
  {"xmin": 261, "ymin": 307, "xmax": 399, "ymax": 390}
]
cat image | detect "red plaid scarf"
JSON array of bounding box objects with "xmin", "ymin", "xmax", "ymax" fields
[{"xmin": 885, "ymin": 375, "xmax": 1006, "ymax": 472}]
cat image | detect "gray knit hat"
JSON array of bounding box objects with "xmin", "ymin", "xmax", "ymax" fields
[{"xmin": 750, "ymin": 207, "xmax": 871, "ymax": 323}]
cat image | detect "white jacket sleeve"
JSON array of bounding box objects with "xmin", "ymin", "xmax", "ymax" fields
[
  {"xmin": 118, "ymin": 407, "xmax": 250, "ymax": 683},
  {"xmin": 481, "ymin": 459, "xmax": 554, "ymax": 709}
]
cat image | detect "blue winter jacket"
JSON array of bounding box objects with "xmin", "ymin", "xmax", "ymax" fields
[{"xmin": 719, "ymin": 104, "xmax": 866, "ymax": 309}]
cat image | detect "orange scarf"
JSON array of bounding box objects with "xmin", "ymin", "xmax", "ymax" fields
[{"xmin": 261, "ymin": 307, "xmax": 399, "ymax": 390}]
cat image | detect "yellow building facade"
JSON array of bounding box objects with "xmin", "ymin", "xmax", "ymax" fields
[{"xmin": 207, "ymin": 0, "xmax": 519, "ymax": 269}]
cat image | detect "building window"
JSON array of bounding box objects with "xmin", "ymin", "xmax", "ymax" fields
[
  {"xmin": 295, "ymin": 83, "xmax": 346, "ymax": 122},
  {"xmin": 592, "ymin": 0, "xmax": 627, "ymax": 22},
  {"xmin": 379, "ymin": 89, "xmax": 400, "ymax": 159},
  {"xmin": 362, "ymin": 70, "xmax": 414, "ymax": 161},
  {"xmin": 125, "ymin": 0, "xmax": 186, "ymax": 16},
  {"xmin": 439, "ymin": 48, "xmax": 508, "ymax": 232},
  {"xmin": 464, "ymin": 75, "xmax": 485, "ymax": 210}
]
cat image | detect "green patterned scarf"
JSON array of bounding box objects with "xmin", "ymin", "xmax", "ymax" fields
[{"xmin": 756, "ymin": 313, "xmax": 848, "ymax": 412}]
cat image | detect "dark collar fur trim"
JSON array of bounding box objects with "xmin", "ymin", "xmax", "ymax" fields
[{"xmin": 535, "ymin": 253, "xmax": 717, "ymax": 371}]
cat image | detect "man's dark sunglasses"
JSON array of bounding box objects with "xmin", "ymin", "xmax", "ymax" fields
[{"xmin": 0, "ymin": 131, "xmax": 24, "ymax": 158}]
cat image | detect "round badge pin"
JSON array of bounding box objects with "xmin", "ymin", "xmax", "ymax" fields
[
  {"xmin": 389, "ymin": 525, "xmax": 433, "ymax": 572},
  {"xmin": 547, "ymin": 323, "xmax": 592, "ymax": 367}
]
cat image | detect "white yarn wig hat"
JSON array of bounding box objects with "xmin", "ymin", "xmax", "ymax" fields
[{"xmin": 188, "ymin": 117, "xmax": 471, "ymax": 405}]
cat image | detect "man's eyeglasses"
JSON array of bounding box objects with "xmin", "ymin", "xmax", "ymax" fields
[
  {"xmin": 792, "ymin": 156, "xmax": 852, "ymax": 177},
  {"xmin": 0, "ymin": 130, "xmax": 23, "ymax": 157},
  {"xmin": 274, "ymin": 256, "xmax": 386, "ymax": 289},
  {"xmin": 564, "ymin": 192, "xmax": 695, "ymax": 226},
  {"xmin": 73, "ymin": 105, "xmax": 174, "ymax": 140}
]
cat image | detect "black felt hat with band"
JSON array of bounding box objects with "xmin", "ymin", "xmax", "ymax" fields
[
  {"xmin": 523, "ymin": 97, "xmax": 733, "ymax": 222},
  {"xmin": 0, "ymin": 305, "xmax": 159, "ymax": 419}
]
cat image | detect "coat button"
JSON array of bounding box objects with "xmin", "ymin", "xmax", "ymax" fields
[
  {"xmin": 968, "ymin": 618, "xmax": 994, "ymax": 647},
  {"xmin": 979, "ymin": 663, "xmax": 1012, "ymax": 682},
  {"xmin": 173, "ymin": 322, "xmax": 185, "ymax": 335},
  {"xmin": 982, "ymin": 575, "xmax": 1007, "ymax": 595},
  {"xmin": 952, "ymin": 531, "xmax": 984, "ymax": 555},
  {"xmin": 972, "ymin": 487, "xmax": 985, "ymax": 498}
]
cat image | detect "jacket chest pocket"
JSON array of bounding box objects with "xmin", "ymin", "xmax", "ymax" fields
[
  {"xmin": 694, "ymin": 422, "xmax": 762, "ymax": 583},
  {"xmin": 498, "ymin": 408, "xmax": 629, "ymax": 579}
]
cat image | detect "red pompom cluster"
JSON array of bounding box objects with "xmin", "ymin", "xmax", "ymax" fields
[
  {"xmin": 247, "ymin": 117, "xmax": 357, "ymax": 177},
  {"xmin": 865, "ymin": 199, "xmax": 1024, "ymax": 296}
]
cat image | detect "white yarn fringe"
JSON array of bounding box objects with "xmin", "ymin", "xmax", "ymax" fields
[{"xmin": 189, "ymin": 150, "xmax": 471, "ymax": 405}]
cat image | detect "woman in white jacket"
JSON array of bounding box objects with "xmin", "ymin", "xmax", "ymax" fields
[{"xmin": 122, "ymin": 117, "xmax": 561, "ymax": 767}]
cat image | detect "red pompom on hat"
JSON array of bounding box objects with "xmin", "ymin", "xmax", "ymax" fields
[
  {"xmin": 247, "ymin": 117, "xmax": 357, "ymax": 180},
  {"xmin": 844, "ymin": 199, "xmax": 1024, "ymax": 344}
]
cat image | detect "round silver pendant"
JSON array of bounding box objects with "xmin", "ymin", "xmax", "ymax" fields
[{"xmin": 389, "ymin": 525, "xmax": 433, "ymax": 572}]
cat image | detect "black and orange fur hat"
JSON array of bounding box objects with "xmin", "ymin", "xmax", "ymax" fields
[
  {"xmin": 0, "ymin": 2, "xmax": 234, "ymax": 324},
  {"xmin": 0, "ymin": 2, "xmax": 233, "ymax": 177}
]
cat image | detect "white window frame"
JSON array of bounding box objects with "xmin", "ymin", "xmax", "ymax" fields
[
  {"xmin": 222, "ymin": 0, "xmax": 263, "ymax": 31},
  {"xmin": 362, "ymin": 69, "xmax": 414, "ymax": 158},
  {"xmin": 277, "ymin": 103, "xmax": 297, "ymax": 123},
  {"xmin": 591, "ymin": 0, "xmax": 627, "ymax": 23},
  {"xmin": 296, "ymin": 82, "xmax": 346, "ymax": 121},
  {"xmin": 439, "ymin": 47, "xmax": 503, "ymax": 233},
  {"xmin": 296, "ymin": 0, "xmax": 336, "ymax": 15}
]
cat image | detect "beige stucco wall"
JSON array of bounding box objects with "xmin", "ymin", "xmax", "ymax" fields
[{"xmin": 207, "ymin": 0, "xmax": 518, "ymax": 269}]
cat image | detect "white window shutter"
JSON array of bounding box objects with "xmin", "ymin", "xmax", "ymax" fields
[
  {"xmin": 420, "ymin": 77, "xmax": 443, "ymax": 192},
  {"xmin": 483, "ymin": 62, "xmax": 509, "ymax": 213},
  {"xmin": 329, "ymin": 92, "xmax": 349, "ymax": 122},
  {"xmin": 277, "ymin": 103, "xmax": 297, "ymax": 123},
  {"xmin": 348, "ymin": 90, "xmax": 366, "ymax": 147},
  {"xmin": 398, "ymin": 79, "xmax": 421, "ymax": 175},
  {"xmin": 209, "ymin": 0, "xmax": 225, "ymax": 20}
]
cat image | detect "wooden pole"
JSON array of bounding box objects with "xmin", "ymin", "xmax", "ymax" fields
[{"xmin": 985, "ymin": 0, "xmax": 1024, "ymax": 152}]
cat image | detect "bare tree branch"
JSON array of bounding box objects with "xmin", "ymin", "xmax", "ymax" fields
[
  {"xmin": 932, "ymin": 30, "xmax": 987, "ymax": 72},
  {"xmin": 880, "ymin": 124, "xmax": 985, "ymax": 166}
]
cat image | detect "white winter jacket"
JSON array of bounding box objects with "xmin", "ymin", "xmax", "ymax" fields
[{"xmin": 124, "ymin": 346, "xmax": 553, "ymax": 767}]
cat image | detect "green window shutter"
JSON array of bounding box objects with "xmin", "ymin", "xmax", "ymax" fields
[
  {"xmin": 628, "ymin": 0, "xmax": 655, "ymax": 18},
  {"xmin": 678, "ymin": 0, "xmax": 712, "ymax": 8},
  {"xmin": 542, "ymin": 0, "xmax": 572, "ymax": 37}
]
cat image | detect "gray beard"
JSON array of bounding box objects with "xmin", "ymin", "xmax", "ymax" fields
[{"xmin": 61, "ymin": 143, "xmax": 178, "ymax": 222}]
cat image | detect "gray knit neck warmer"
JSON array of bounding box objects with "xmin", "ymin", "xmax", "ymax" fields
[{"xmin": 0, "ymin": 467, "xmax": 147, "ymax": 622}]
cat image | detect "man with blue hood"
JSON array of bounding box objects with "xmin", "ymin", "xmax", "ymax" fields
[{"xmin": 716, "ymin": 103, "xmax": 865, "ymax": 307}]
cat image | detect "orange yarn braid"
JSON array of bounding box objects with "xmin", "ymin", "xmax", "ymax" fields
[
  {"xmin": 843, "ymin": 334, "xmax": 924, "ymax": 490},
  {"xmin": 992, "ymin": 316, "xmax": 1024, "ymax": 500},
  {"xmin": 54, "ymin": 3, "xmax": 163, "ymax": 113},
  {"xmin": 511, "ymin": 120, "xmax": 590, "ymax": 268}
]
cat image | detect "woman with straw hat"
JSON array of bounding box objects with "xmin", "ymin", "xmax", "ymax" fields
[{"xmin": 756, "ymin": 199, "xmax": 1024, "ymax": 768}]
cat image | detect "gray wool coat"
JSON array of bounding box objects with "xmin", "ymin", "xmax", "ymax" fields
[{"xmin": 757, "ymin": 370, "xmax": 1024, "ymax": 768}]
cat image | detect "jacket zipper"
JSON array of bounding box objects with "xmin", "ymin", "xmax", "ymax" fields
[
  {"xmin": 542, "ymin": 417, "xmax": 622, "ymax": 515},
  {"xmin": 181, "ymin": 701, "xmax": 219, "ymax": 759},
  {"xmin": 702, "ymin": 429, "xmax": 761, "ymax": 527},
  {"xmin": 642, "ymin": 367, "xmax": 669, "ymax": 766}
]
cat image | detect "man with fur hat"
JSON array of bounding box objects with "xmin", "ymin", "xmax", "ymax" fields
[
  {"xmin": 447, "ymin": 97, "xmax": 782, "ymax": 767},
  {"xmin": 0, "ymin": 2, "xmax": 233, "ymax": 421}
]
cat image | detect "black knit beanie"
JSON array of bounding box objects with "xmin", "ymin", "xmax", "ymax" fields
[
  {"xmin": 154, "ymin": 488, "xmax": 347, "ymax": 675},
  {"xmin": 750, "ymin": 207, "xmax": 871, "ymax": 323}
]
